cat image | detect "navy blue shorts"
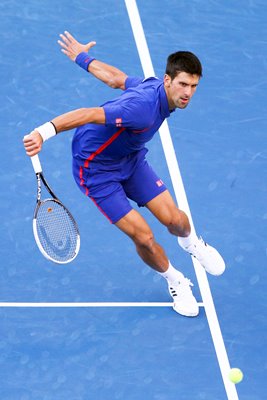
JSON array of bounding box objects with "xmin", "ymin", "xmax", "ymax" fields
[{"xmin": 72, "ymin": 148, "xmax": 167, "ymax": 224}]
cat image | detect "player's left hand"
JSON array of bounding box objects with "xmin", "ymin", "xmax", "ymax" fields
[
  {"xmin": 58, "ymin": 31, "xmax": 96, "ymax": 61},
  {"xmin": 23, "ymin": 130, "xmax": 43, "ymax": 157}
]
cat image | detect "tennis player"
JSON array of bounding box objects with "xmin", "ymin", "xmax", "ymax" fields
[{"xmin": 23, "ymin": 31, "xmax": 225, "ymax": 317}]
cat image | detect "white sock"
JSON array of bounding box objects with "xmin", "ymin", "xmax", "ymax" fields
[
  {"xmin": 158, "ymin": 261, "xmax": 184, "ymax": 285},
  {"xmin": 178, "ymin": 231, "xmax": 198, "ymax": 249}
]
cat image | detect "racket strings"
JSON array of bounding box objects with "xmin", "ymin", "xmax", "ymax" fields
[{"xmin": 36, "ymin": 199, "xmax": 79, "ymax": 263}]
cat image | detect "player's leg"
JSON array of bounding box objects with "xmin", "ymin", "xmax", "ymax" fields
[
  {"xmin": 122, "ymin": 152, "xmax": 225, "ymax": 276},
  {"xmin": 145, "ymin": 189, "xmax": 190, "ymax": 236},
  {"xmin": 114, "ymin": 208, "xmax": 168, "ymax": 272},
  {"xmin": 73, "ymin": 159, "xmax": 198, "ymax": 316},
  {"xmin": 146, "ymin": 190, "xmax": 225, "ymax": 276},
  {"xmin": 115, "ymin": 209, "xmax": 199, "ymax": 317}
]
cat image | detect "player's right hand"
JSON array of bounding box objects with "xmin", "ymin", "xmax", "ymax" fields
[
  {"xmin": 58, "ymin": 31, "xmax": 96, "ymax": 61},
  {"xmin": 23, "ymin": 130, "xmax": 43, "ymax": 157}
]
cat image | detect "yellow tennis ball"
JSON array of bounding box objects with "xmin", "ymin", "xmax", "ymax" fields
[{"xmin": 229, "ymin": 368, "xmax": 243, "ymax": 384}]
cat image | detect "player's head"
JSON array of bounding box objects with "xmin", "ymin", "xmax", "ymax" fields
[
  {"xmin": 164, "ymin": 51, "xmax": 202, "ymax": 110},
  {"xmin": 165, "ymin": 51, "xmax": 202, "ymax": 79}
]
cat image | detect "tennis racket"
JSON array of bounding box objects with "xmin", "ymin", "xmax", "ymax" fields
[{"xmin": 30, "ymin": 154, "xmax": 80, "ymax": 264}]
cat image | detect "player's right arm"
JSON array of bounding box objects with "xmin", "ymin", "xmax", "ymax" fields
[
  {"xmin": 58, "ymin": 31, "xmax": 127, "ymax": 90},
  {"xmin": 23, "ymin": 107, "xmax": 105, "ymax": 157}
]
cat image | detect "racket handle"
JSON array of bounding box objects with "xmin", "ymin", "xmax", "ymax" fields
[{"xmin": 31, "ymin": 154, "xmax": 42, "ymax": 174}]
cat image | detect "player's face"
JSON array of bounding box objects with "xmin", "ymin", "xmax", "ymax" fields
[{"xmin": 164, "ymin": 72, "xmax": 200, "ymax": 109}]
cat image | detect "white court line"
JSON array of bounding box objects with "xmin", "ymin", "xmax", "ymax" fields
[
  {"xmin": 124, "ymin": 1, "xmax": 239, "ymax": 399},
  {"xmin": 0, "ymin": 302, "xmax": 204, "ymax": 308}
]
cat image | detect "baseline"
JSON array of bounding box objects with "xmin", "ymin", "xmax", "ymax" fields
[{"xmin": 0, "ymin": 302, "xmax": 204, "ymax": 308}]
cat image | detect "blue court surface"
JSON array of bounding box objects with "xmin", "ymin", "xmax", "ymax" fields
[{"xmin": 1, "ymin": 0, "xmax": 266, "ymax": 399}]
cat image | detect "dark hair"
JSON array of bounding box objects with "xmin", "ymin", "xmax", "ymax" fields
[{"xmin": 165, "ymin": 51, "xmax": 202, "ymax": 79}]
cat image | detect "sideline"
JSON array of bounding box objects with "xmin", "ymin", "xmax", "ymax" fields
[{"xmin": 124, "ymin": 1, "xmax": 239, "ymax": 399}]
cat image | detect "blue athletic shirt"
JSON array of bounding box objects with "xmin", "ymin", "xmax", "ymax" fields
[{"xmin": 72, "ymin": 76, "xmax": 175, "ymax": 162}]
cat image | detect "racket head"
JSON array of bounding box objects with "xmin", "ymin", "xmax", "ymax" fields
[{"xmin": 33, "ymin": 198, "xmax": 80, "ymax": 264}]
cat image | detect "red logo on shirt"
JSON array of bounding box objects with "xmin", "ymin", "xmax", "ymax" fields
[{"xmin": 116, "ymin": 118, "xmax": 122, "ymax": 127}]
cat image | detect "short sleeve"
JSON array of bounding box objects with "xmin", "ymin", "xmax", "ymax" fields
[
  {"xmin": 103, "ymin": 97, "xmax": 152, "ymax": 131},
  {"xmin": 125, "ymin": 76, "xmax": 143, "ymax": 89}
]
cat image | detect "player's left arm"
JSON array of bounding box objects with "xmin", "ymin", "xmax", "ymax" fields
[{"xmin": 58, "ymin": 31, "xmax": 128, "ymax": 90}]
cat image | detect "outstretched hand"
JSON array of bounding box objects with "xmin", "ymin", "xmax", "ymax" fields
[{"xmin": 58, "ymin": 31, "xmax": 96, "ymax": 61}]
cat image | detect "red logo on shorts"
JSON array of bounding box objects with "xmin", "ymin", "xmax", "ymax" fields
[
  {"xmin": 156, "ymin": 179, "xmax": 164, "ymax": 187},
  {"xmin": 116, "ymin": 118, "xmax": 122, "ymax": 127}
]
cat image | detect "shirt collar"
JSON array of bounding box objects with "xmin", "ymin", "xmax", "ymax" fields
[{"xmin": 159, "ymin": 83, "xmax": 175, "ymax": 118}]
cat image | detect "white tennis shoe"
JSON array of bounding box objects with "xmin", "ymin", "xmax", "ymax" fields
[
  {"xmin": 168, "ymin": 277, "xmax": 199, "ymax": 317},
  {"xmin": 179, "ymin": 236, "xmax": 225, "ymax": 276}
]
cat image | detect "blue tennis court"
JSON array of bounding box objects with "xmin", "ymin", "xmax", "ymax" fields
[{"xmin": 0, "ymin": 0, "xmax": 266, "ymax": 399}]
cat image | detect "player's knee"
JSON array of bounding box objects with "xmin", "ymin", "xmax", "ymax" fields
[
  {"xmin": 132, "ymin": 230, "xmax": 156, "ymax": 252},
  {"xmin": 166, "ymin": 209, "xmax": 191, "ymax": 237}
]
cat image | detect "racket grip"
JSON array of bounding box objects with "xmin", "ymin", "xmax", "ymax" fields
[{"xmin": 31, "ymin": 154, "xmax": 42, "ymax": 174}]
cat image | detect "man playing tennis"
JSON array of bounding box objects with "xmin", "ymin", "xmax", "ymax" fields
[{"xmin": 23, "ymin": 31, "xmax": 225, "ymax": 317}]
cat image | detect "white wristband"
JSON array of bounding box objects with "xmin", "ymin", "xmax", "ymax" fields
[{"xmin": 35, "ymin": 122, "xmax": 57, "ymax": 142}]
